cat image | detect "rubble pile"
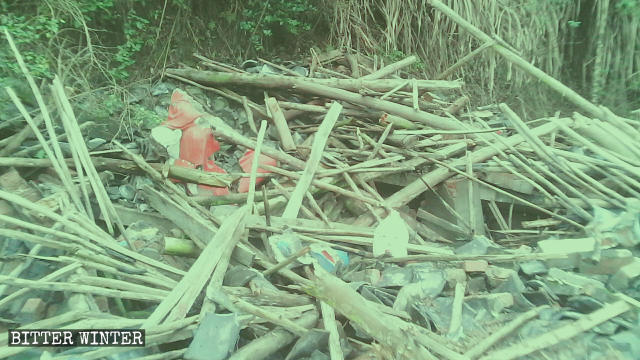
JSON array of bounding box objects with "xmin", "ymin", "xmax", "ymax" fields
[{"xmin": 1, "ymin": 6, "xmax": 640, "ymax": 360}]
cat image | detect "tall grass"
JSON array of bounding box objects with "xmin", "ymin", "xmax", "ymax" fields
[{"xmin": 326, "ymin": 0, "xmax": 640, "ymax": 117}]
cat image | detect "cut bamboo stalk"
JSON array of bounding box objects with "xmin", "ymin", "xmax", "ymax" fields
[
  {"xmin": 247, "ymin": 120, "xmax": 268, "ymax": 208},
  {"xmin": 266, "ymin": 97, "xmax": 297, "ymax": 151},
  {"xmin": 373, "ymin": 252, "xmax": 570, "ymax": 263},
  {"xmin": 448, "ymin": 281, "xmax": 465, "ymax": 338},
  {"xmin": 380, "ymin": 80, "xmax": 410, "ymax": 100},
  {"xmin": 0, "ymin": 156, "xmax": 234, "ymax": 187},
  {"xmin": 306, "ymin": 268, "xmax": 465, "ymax": 360},
  {"xmin": 3, "ymin": 29, "xmax": 86, "ymax": 214},
  {"xmin": 437, "ymin": 41, "xmax": 496, "ymax": 80},
  {"xmin": 163, "ymin": 236, "xmax": 198, "ymax": 257},
  {"xmin": 552, "ymin": 118, "xmax": 640, "ymax": 178},
  {"xmin": 262, "ymin": 246, "xmax": 310, "ymax": 276},
  {"xmin": 317, "ymin": 155, "xmax": 404, "ymax": 177},
  {"xmin": 143, "ymin": 206, "xmax": 248, "ymax": 327},
  {"xmin": 168, "ymin": 68, "xmax": 459, "ymax": 93},
  {"xmin": 0, "ymin": 262, "xmax": 81, "ymax": 310},
  {"xmin": 228, "ymin": 310, "xmax": 319, "ymax": 360},
  {"xmin": 202, "ymin": 114, "xmax": 306, "ymax": 169},
  {"xmin": 195, "ymin": 54, "xmax": 245, "ymax": 73},
  {"xmin": 412, "ymin": 78, "xmax": 420, "ymax": 111},
  {"xmin": 305, "ymin": 191, "xmax": 331, "ymax": 225},
  {"xmin": 427, "ymin": 0, "xmax": 607, "ymax": 120},
  {"xmin": 366, "ymin": 122, "xmax": 393, "ymax": 160},
  {"xmin": 5, "ymin": 88, "xmax": 86, "ymax": 215},
  {"xmin": 464, "ymin": 306, "xmax": 549, "ymax": 359},
  {"xmin": 480, "ymin": 300, "xmax": 631, "ymax": 360},
  {"xmin": 0, "ymin": 276, "xmax": 164, "ymax": 302},
  {"xmin": 361, "ymin": 55, "xmax": 417, "ymax": 80},
  {"xmin": 53, "ymin": 77, "xmax": 127, "ymax": 236},
  {"xmin": 375, "ymin": 119, "xmax": 569, "ymax": 218},
  {"xmin": 282, "ymin": 102, "xmax": 343, "ymax": 219},
  {"xmin": 573, "ymin": 113, "xmax": 640, "ymax": 163},
  {"xmin": 321, "ymin": 301, "xmax": 345, "ymax": 360},
  {"xmin": 417, "ymin": 209, "xmax": 467, "ymax": 236},
  {"xmin": 242, "ymin": 96, "xmax": 258, "ymax": 135},
  {"xmin": 270, "ymin": 178, "xmax": 318, "ymax": 220},
  {"xmin": 167, "ymin": 68, "xmax": 467, "ymax": 131},
  {"xmin": 72, "ymin": 275, "xmax": 168, "ymax": 297}
]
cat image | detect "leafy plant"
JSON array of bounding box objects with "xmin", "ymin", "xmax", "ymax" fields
[
  {"xmin": 129, "ymin": 104, "xmax": 162, "ymax": 128},
  {"xmin": 109, "ymin": 10, "xmax": 151, "ymax": 79},
  {"xmin": 0, "ymin": 13, "xmax": 63, "ymax": 79},
  {"xmin": 239, "ymin": 0, "xmax": 317, "ymax": 52},
  {"xmin": 616, "ymin": 0, "xmax": 640, "ymax": 18}
]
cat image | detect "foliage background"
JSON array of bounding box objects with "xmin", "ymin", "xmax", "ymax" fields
[{"xmin": 1, "ymin": 0, "xmax": 639, "ymax": 123}]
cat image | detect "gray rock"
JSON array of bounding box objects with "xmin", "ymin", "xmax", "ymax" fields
[
  {"xmin": 107, "ymin": 186, "xmax": 121, "ymax": 200},
  {"xmin": 520, "ymin": 260, "xmax": 548, "ymax": 275},
  {"xmin": 118, "ymin": 184, "xmax": 136, "ymax": 201},
  {"xmin": 455, "ymin": 235, "xmax": 500, "ymax": 255},
  {"xmin": 393, "ymin": 274, "xmax": 446, "ymax": 312},
  {"xmin": 127, "ymin": 86, "xmax": 149, "ymax": 104},
  {"xmin": 151, "ymin": 82, "xmax": 174, "ymax": 96},
  {"xmin": 212, "ymin": 97, "xmax": 229, "ymax": 112},
  {"xmin": 291, "ymin": 66, "xmax": 309, "ymax": 77},
  {"xmin": 86, "ymin": 138, "xmax": 106, "ymax": 150},
  {"xmin": 154, "ymin": 105, "xmax": 168, "ymax": 118},
  {"xmin": 184, "ymin": 313, "xmax": 240, "ymax": 360}
]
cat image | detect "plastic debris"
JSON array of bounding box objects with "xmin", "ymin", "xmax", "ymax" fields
[{"xmin": 373, "ymin": 210, "xmax": 409, "ymax": 257}]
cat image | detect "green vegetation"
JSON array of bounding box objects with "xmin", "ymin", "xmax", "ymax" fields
[
  {"xmin": 1, "ymin": 0, "xmax": 321, "ymax": 85},
  {"xmin": 1, "ymin": 0, "xmax": 639, "ymax": 120},
  {"xmin": 239, "ymin": 0, "xmax": 317, "ymax": 52},
  {"xmin": 0, "ymin": 0, "xmax": 322, "ymax": 127}
]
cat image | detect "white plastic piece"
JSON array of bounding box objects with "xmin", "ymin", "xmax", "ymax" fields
[{"xmin": 373, "ymin": 210, "xmax": 409, "ymax": 257}]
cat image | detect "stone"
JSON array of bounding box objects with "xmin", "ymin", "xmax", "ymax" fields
[
  {"xmin": 455, "ymin": 235, "xmax": 499, "ymax": 255},
  {"xmin": 494, "ymin": 270, "xmax": 526, "ymax": 294},
  {"xmin": 344, "ymin": 269, "xmax": 381, "ymax": 285},
  {"xmin": 467, "ymin": 276, "xmax": 487, "ymax": 294},
  {"xmin": 547, "ymin": 268, "xmax": 609, "ymax": 301},
  {"xmin": 465, "ymin": 293, "xmax": 514, "ymax": 316},
  {"xmin": 118, "ymin": 184, "xmax": 136, "ymax": 201},
  {"xmin": 463, "ymin": 260, "xmax": 489, "ymax": 273},
  {"xmin": 151, "ymin": 82, "xmax": 174, "ymax": 96},
  {"xmin": 17, "ymin": 298, "xmax": 46, "ymax": 324},
  {"xmin": 393, "ymin": 275, "xmax": 446, "ymax": 312},
  {"xmin": 609, "ymin": 258, "xmax": 640, "ymax": 291},
  {"xmin": 212, "ymin": 97, "xmax": 229, "ymax": 112},
  {"xmin": 579, "ymin": 249, "xmax": 634, "ymax": 275},
  {"xmin": 519, "ymin": 260, "xmax": 548, "ymax": 275},
  {"xmin": 46, "ymin": 303, "xmax": 60, "ymax": 319},
  {"xmin": 86, "ymin": 138, "xmax": 106, "ymax": 150},
  {"xmin": 485, "ymin": 266, "xmax": 517, "ymax": 288},
  {"xmin": 184, "ymin": 313, "xmax": 240, "ymax": 360},
  {"xmin": 444, "ymin": 269, "xmax": 467, "ymax": 287},
  {"xmin": 537, "ymin": 237, "xmax": 600, "ymax": 269}
]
